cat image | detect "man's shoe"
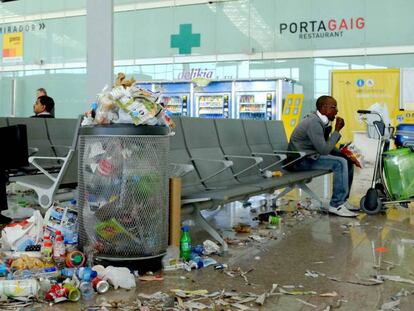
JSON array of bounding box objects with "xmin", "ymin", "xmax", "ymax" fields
[
  {"xmin": 0, "ymin": 215, "xmax": 12, "ymax": 225},
  {"xmin": 344, "ymin": 201, "xmax": 360, "ymax": 211},
  {"xmin": 328, "ymin": 205, "xmax": 358, "ymax": 217}
]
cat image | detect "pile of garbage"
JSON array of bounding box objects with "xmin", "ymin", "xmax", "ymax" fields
[
  {"xmin": 82, "ymin": 73, "xmax": 174, "ymax": 128},
  {"xmin": 0, "ymin": 201, "xmax": 136, "ymax": 305}
]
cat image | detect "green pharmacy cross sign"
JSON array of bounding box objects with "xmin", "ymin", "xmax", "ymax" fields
[{"xmin": 170, "ymin": 24, "xmax": 200, "ymax": 55}]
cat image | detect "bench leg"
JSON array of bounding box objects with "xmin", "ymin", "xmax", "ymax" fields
[
  {"xmin": 272, "ymin": 184, "xmax": 325, "ymax": 212},
  {"xmin": 273, "ymin": 186, "xmax": 294, "ymax": 202},
  {"xmin": 297, "ymin": 183, "xmax": 323, "ymax": 209},
  {"xmin": 201, "ymin": 204, "xmax": 223, "ymax": 220},
  {"xmin": 195, "ymin": 208, "xmax": 228, "ymax": 253}
]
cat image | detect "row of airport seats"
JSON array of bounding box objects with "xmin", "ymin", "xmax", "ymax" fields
[
  {"xmin": 171, "ymin": 117, "xmax": 331, "ymax": 251},
  {"xmin": 0, "ymin": 116, "xmax": 331, "ymax": 252},
  {"xmin": 0, "ymin": 117, "xmax": 81, "ymax": 209}
]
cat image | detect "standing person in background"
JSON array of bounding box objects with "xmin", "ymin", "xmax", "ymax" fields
[
  {"xmin": 36, "ymin": 87, "xmax": 47, "ymax": 98},
  {"xmin": 36, "ymin": 88, "xmax": 55, "ymax": 116},
  {"xmin": 31, "ymin": 96, "xmax": 55, "ymax": 118},
  {"xmin": 288, "ymin": 95, "xmax": 359, "ymax": 217}
]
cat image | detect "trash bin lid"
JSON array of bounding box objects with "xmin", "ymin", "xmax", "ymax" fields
[{"xmin": 80, "ymin": 124, "xmax": 170, "ymax": 136}]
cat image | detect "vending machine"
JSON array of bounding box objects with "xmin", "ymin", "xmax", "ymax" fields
[
  {"xmin": 234, "ymin": 80, "xmax": 277, "ymax": 120},
  {"xmin": 192, "ymin": 81, "xmax": 232, "ymax": 118},
  {"xmin": 153, "ymin": 82, "xmax": 191, "ymax": 116}
]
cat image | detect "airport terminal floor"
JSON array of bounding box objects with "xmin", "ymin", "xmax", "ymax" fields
[{"xmin": 12, "ymin": 163, "xmax": 412, "ymax": 310}]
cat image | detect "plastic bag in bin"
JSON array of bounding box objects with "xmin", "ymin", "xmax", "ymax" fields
[{"xmin": 169, "ymin": 163, "xmax": 194, "ymax": 177}]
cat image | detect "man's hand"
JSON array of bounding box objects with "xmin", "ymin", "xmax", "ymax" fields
[{"xmin": 334, "ymin": 116, "xmax": 345, "ymax": 132}]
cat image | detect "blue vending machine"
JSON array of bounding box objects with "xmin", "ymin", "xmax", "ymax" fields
[
  {"xmin": 234, "ymin": 80, "xmax": 277, "ymax": 120},
  {"xmin": 192, "ymin": 81, "xmax": 232, "ymax": 118},
  {"xmin": 153, "ymin": 82, "xmax": 191, "ymax": 116}
]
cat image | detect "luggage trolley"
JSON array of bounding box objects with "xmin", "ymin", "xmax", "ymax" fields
[{"xmin": 358, "ymin": 109, "xmax": 414, "ymax": 214}]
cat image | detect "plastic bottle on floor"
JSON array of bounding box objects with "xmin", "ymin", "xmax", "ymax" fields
[
  {"xmin": 13, "ymin": 267, "xmax": 60, "ymax": 280},
  {"xmin": 41, "ymin": 235, "xmax": 51, "ymax": 253},
  {"xmin": 53, "ymin": 231, "xmax": 66, "ymax": 269},
  {"xmin": 79, "ymin": 278, "xmax": 94, "ymax": 300},
  {"xmin": 0, "ymin": 279, "xmax": 39, "ymax": 297},
  {"xmin": 189, "ymin": 253, "xmax": 204, "ymax": 269},
  {"xmin": 41, "ymin": 239, "xmax": 53, "ymax": 265},
  {"xmin": 180, "ymin": 226, "xmax": 191, "ymax": 261},
  {"xmin": 162, "ymin": 245, "xmax": 180, "ymax": 268}
]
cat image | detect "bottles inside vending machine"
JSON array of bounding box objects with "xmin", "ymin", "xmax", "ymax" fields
[
  {"xmin": 237, "ymin": 92, "xmax": 272, "ymax": 120},
  {"xmin": 223, "ymin": 95, "xmax": 229, "ymax": 118},
  {"xmin": 197, "ymin": 95, "xmax": 227, "ymax": 118},
  {"xmin": 182, "ymin": 95, "xmax": 188, "ymax": 116},
  {"xmin": 239, "ymin": 95, "xmax": 263, "ymax": 120},
  {"xmin": 266, "ymin": 93, "xmax": 273, "ymax": 120},
  {"xmin": 162, "ymin": 95, "xmax": 184, "ymax": 116}
]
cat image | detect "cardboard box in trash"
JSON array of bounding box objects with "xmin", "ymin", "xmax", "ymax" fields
[{"xmin": 43, "ymin": 203, "xmax": 78, "ymax": 245}]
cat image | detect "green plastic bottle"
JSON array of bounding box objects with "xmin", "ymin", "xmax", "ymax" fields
[{"xmin": 180, "ymin": 226, "xmax": 191, "ymax": 261}]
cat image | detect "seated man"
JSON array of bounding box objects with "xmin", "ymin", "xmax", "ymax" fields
[
  {"xmin": 288, "ymin": 95, "xmax": 358, "ymax": 217},
  {"xmin": 36, "ymin": 88, "xmax": 55, "ymax": 116},
  {"xmin": 31, "ymin": 95, "xmax": 55, "ymax": 118}
]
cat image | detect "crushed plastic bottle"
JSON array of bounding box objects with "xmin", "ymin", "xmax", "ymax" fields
[
  {"xmin": 191, "ymin": 245, "xmax": 204, "ymax": 255},
  {"xmin": 12, "ymin": 267, "xmax": 60, "ymax": 280},
  {"xmin": 189, "ymin": 253, "xmax": 204, "ymax": 269},
  {"xmin": 0, "ymin": 279, "xmax": 39, "ymax": 297},
  {"xmin": 60, "ymin": 267, "xmax": 76, "ymax": 278},
  {"xmin": 0, "ymin": 264, "xmax": 7, "ymax": 277},
  {"xmin": 162, "ymin": 245, "xmax": 180, "ymax": 268},
  {"xmin": 79, "ymin": 278, "xmax": 94, "ymax": 300},
  {"xmin": 76, "ymin": 267, "xmax": 97, "ymax": 282}
]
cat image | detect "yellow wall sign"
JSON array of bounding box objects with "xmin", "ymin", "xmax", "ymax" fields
[
  {"xmin": 282, "ymin": 93, "xmax": 304, "ymax": 139},
  {"xmin": 394, "ymin": 110, "xmax": 414, "ymax": 125},
  {"xmin": 331, "ymin": 69, "xmax": 400, "ymax": 142},
  {"xmin": 2, "ymin": 32, "xmax": 23, "ymax": 63}
]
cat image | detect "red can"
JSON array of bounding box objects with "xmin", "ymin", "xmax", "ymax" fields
[
  {"xmin": 45, "ymin": 284, "xmax": 69, "ymax": 301},
  {"xmin": 91, "ymin": 277, "xmax": 110, "ymax": 294}
]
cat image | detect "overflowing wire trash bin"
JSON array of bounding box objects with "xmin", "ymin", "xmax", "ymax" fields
[{"xmin": 78, "ymin": 124, "xmax": 170, "ymax": 261}]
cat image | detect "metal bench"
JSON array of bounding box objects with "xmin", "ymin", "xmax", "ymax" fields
[
  {"xmin": 8, "ymin": 116, "xmax": 81, "ymax": 209},
  {"xmin": 171, "ymin": 117, "xmax": 331, "ymax": 252}
]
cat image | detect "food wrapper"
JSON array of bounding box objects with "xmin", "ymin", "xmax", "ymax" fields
[
  {"xmin": 95, "ymin": 218, "xmax": 127, "ymax": 240},
  {"xmin": 340, "ymin": 143, "xmax": 364, "ymax": 168},
  {"xmin": 84, "ymin": 72, "xmax": 174, "ymax": 128},
  {"xmin": 115, "ymin": 97, "xmax": 163, "ymax": 126},
  {"xmin": 128, "ymin": 85, "xmax": 159, "ymax": 103},
  {"xmin": 0, "ymin": 211, "xmax": 43, "ymax": 251},
  {"xmin": 94, "ymin": 92, "xmax": 119, "ymax": 125},
  {"xmin": 10, "ymin": 254, "xmax": 44, "ymax": 270}
]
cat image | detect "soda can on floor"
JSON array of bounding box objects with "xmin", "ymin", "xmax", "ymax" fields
[
  {"xmin": 268, "ymin": 215, "xmax": 280, "ymax": 225},
  {"xmin": 91, "ymin": 277, "xmax": 109, "ymax": 294},
  {"xmin": 63, "ymin": 283, "xmax": 81, "ymax": 302}
]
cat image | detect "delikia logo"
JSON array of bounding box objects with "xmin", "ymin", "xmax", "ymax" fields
[
  {"xmin": 356, "ymin": 79, "xmax": 364, "ymax": 87},
  {"xmin": 177, "ymin": 68, "xmax": 213, "ymax": 81}
]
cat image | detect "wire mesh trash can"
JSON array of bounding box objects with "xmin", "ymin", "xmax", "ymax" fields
[{"xmin": 78, "ymin": 124, "xmax": 170, "ymax": 260}]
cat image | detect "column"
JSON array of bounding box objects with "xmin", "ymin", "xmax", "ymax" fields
[{"xmin": 87, "ymin": 0, "xmax": 113, "ymax": 104}]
